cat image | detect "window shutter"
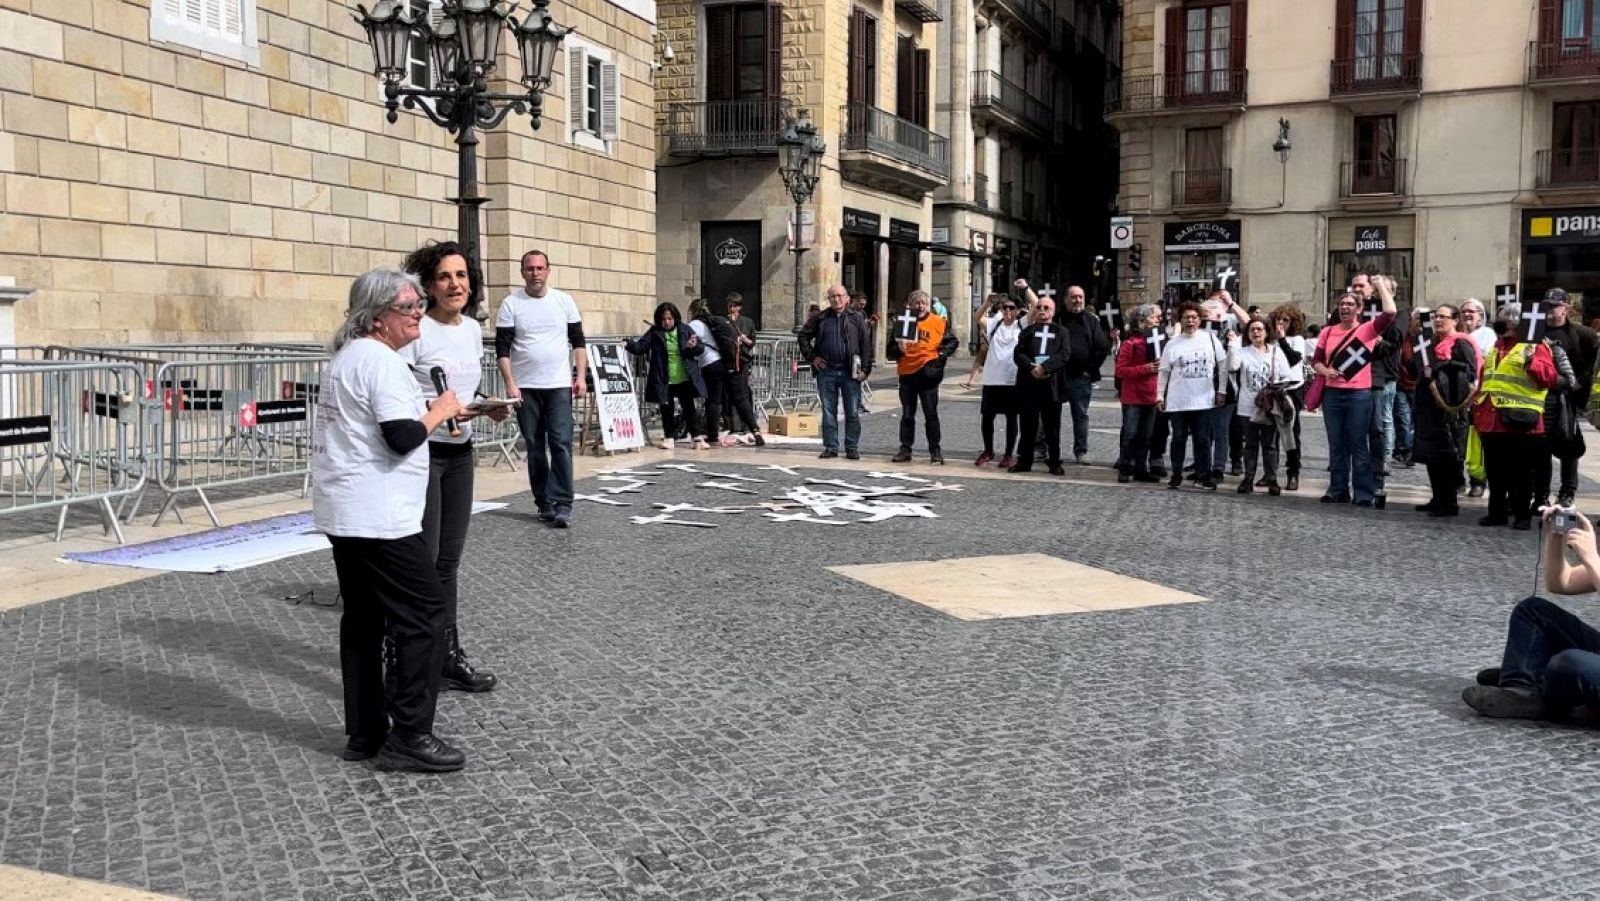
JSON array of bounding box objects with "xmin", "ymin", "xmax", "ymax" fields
[
  {"xmin": 1334, "ymin": 0, "xmax": 1354, "ymax": 59},
  {"xmin": 848, "ymin": 9, "xmax": 867, "ymax": 106},
  {"xmin": 1537, "ymin": 0, "xmax": 1558, "ymax": 45},
  {"xmin": 913, "ymin": 48, "xmax": 930, "ymax": 128},
  {"xmin": 1229, "ymin": 0, "xmax": 1247, "ymax": 78},
  {"xmin": 599, "ymin": 62, "xmax": 619, "ymax": 141},
  {"xmin": 765, "ymin": 4, "xmax": 783, "ymax": 100},
  {"xmin": 203, "ymin": 0, "xmax": 223, "ymax": 30},
  {"xmin": 706, "ymin": 6, "xmax": 732, "ymax": 101},
  {"xmin": 184, "ymin": 0, "xmax": 204, "ymax": 26},
  {"xmin": 1402, "ymin": 0, "xmax": 1422, "ymax": 58},
  {"xmin": 1163, "ymin": 6, "xmax": 1183, "ymax": 96},
  {"xmin": 567, "ymin": 47, "xmax": 586, "ymax": 131},
  {"xmin": 896, "ymin": 36, "xmax": 914, "ymax": 118},
  {"xmin": 222, "ymin": 0, "xmax": 243, "ymax": 39}
]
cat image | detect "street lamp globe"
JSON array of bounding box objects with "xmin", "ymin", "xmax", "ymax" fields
[
  {"xmin": 452, "ymin": 0, "xmax": 512, "ymax": 79},
  {"xmin": 1273, "ymin": 117, "xmax": 1292, "ymax": 164},
  {"xmin": 353, "ymin": 0, "xmax": 415, "ymax": 85},
  {"xmin": 778, "ymin": 111, "xmax": 824, "ymax": 202},
  {"xmin": 429, "ymin": 14, "xmax": 465, "ymax": 88},
  {"xmin": 511, "ymin": 0, "xmax": 572, "ymax": 93}
]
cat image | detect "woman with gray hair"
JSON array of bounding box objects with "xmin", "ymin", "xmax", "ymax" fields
[
  {"xmin": 1113, "ymin": 302, "xmax": 1164, "ymax": 482},
  {"xmin": 1473, "ymin": 301, "xmax": 1558, "ymax": 530},
  {"xmin": 313, "ymin": 268, "xmax": 467, "ymax": 772}
]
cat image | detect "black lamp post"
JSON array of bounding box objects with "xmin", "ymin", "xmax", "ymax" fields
[
  {"xmin": 777, "ymin": 110, "xmax": 826, "ymax": 331},
  {"xmin": 354, "ymin": 0, "xmax": 569, "ymax": 306}
]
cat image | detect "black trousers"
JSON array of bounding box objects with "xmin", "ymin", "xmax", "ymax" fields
[
  {"xmin": 980, "ymin": 385, "xmax": 1019, "ymax": 456},
  {"xmin": 897, "ymin": 366, "xmax": 942, "ymax": 450},
  {"xmin": 1482, "ymin": 432, "xmax": 1546, "ymax": 520},
  {"xmin": 700, "ymin": 360, "xmax": 727, "ymax": 441},
  {"xmin": 330, "ymin": 532, "xmax": 446, "ymax": 739},
  {"xmin": 421, "ymin": 442, "xmax": 474, "ymax": 627},
  {"xmin": 1017, "ymin": 383, "xmax": 1061, "ymax": 468},
  {"xmin": 1425, "ymin": 457, "xmax": 1461, "ymax": 509},
  {"xmin": 1537, "ymin": 453, "xmax": 1581, "ymax": 501},
  {"xmin": 659, "ymin": 381, "xmax": 701, "ymax": 439},
  {"xmin": 723, "ymin": 364, "xmax": 761, "ymax": 433},
  {"xmin": 1285, "ymin": 387, "xmax": 1305, "ymax": 477}
]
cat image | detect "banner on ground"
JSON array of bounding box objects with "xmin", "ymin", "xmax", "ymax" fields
[{"xmin": 587, "ymin": 342, "xmax": 645, "ymax": 451}]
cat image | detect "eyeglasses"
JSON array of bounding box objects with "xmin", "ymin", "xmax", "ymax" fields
[
  {"xmin": 388, "ymin": 302, "xmax": 425, "ymax": 315},
  {"xmin": 1434, "ymin": 313, "xmax": 1455, "ymax": 319}
]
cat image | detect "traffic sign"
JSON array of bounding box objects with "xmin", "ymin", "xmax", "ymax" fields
[{"xmin": 1110, "ymin": 216, "xmax": 1133, "ymax": 250}]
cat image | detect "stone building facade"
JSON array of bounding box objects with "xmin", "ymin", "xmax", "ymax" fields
[
  {"xmin": 0, "ymin": 0, "xmax": 657, "ymax": 346},
  {"xmin": 1111, "ymin": 0, "xmax": 1600, "ymax": 320}
]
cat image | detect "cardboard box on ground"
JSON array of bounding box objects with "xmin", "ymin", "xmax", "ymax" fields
[{"xmin": 768, "ymin": 412, "xmax": 820, "ymax": 437}]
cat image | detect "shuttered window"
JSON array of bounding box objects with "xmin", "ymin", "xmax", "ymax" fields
[
  {"xmin": 705, "ymin": 3, "xmax": 783, "ymax": 101},
  {"xmin": 150, "ymin": 0, "xmax": 258, "ymax": 65},
  {"xmin": 565, "ymin": 43, "xmax": 619, "ymax": 153}
]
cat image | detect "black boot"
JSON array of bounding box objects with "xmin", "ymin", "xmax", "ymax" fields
[{"xmin": 442, "ymin": 626, "xmax": 497, "ymax": 693}]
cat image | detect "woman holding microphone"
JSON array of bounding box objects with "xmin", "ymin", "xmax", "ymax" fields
[
  {"xmin": 400, "ymin": 242, "xmax": 506, "ymax": 693},
  {"xmin": 314, "ymin": 268, "xmax": 467, "ymax": 772}
]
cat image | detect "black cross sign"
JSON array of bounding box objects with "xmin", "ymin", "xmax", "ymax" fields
[
  {"xmin": 1518, "ymin": 302, "xmax": 1549, "ymax": 344},
  {"xmin": 1035, "ymin": 326, "xmax": 1058, "ymax": 357},
  {"xmin": 1144, "ymin": 328, "xmax": 1167, "ymax": 362},
  {"xmin": 1361, "ymin": 300, "xmax": 1382, "ymax": 322},
  {"xmin": 1334, "ymin": 341, "xmax": 1370, "ymax": 377},
  {"xmin": 1419, "ymin": 308, "xmax": 1435, "ymax": 340},
  {"xmin": 1413, "ymin": 329, "xmax": 1432, "ymax": 360},
  {"xmin": 894, "ymin": 308, "xmax": 919, "ymax": 342},
  {"xmin": 1496, "ymin": 284, "xmax": 1518, "ymax": 307}
]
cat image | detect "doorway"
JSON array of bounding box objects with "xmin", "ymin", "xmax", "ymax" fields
[{"xmin": 702, "ymin": 221, "xmax": 764, "ymax": 327}]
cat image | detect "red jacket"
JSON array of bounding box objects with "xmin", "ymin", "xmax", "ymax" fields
[
  {"xmin": 1114, "ymin": 334, "xmax": 1159, "ymax": 405},
  {"xmin": 1473, "ymin": 338, "xmax": 1557, "ymax": 435}
]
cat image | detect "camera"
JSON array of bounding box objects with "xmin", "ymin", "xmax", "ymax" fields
[{"xmin": 1553, "ymin": 507, "xmax": 1579, "ymax": 534}]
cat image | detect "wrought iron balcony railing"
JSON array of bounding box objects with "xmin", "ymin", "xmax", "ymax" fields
[
  {"xmin": 1530, "ymin": 39, "xmax": 1600, "ymax": 82},
  {"xmin": 839, "ymin": 104, "xmax": 950, "ymax": 179},
  {"xmin": 1537, "ymin": 148, "xmax": 1600, "ymax": 189},
  {"xmin": 1106, "ymin": 69, "xmax": 1247, "ymax": 116},
  {"xmin": 1330, "ymin": 51, "xmax": 1422, "ymax": 95},
  {"xmin": 1171, "ymin": 168, "xmax": 1232, "ymax": 208},
  {"xmin": 1340, "ymin": 158, "xmax": 1408, "ymax": 197},
  {"xmin": 970, "ymin": 70, "xmax": 1052, "ymax": 135},
  {"xmin": 665, "ymin": 97, "xmax": 793, "ymax": 156}
]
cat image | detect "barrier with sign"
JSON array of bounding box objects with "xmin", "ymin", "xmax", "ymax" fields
[
  {"xmin": 585, "ymin": 341, "xmax": 645, "ymax": 451},
  {"xmin": 0, "ymin": 361, "xmax": 145, "ymax": 542}
]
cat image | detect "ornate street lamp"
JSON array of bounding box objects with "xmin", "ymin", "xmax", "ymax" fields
[
  {"xmin": 354, "ymin": 0, "xmax": 570, "ymax": 307},
  {"xmin": 778, "ymin": 110, "xmax": 827, "ymax": 331}
]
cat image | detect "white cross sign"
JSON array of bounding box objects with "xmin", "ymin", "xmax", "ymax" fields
[
  {"xmin": 1099, "ymin": 302, "xmax": 1121, "ymax": 331},
  {"xmin": 1413, "ymin": 330, "xmax": 1432, "ymax": 367},
  {"xmin": 1035, "ymin": 326, "xmax": 1057, "ymax": 356},
  {"xmin": 1520, "ymin": 303, "xmax": 1548, "ymax": 342},
  {"xmin": 1361, "ymin": 301, "xmax": 1381, "ymax": 321},
  {"xmin": 894, "ymin": 308, "xmax": 919, "ymax": 341},
  {"xmin": 1037, "ymin": 283, "xmax": 1057, "ymax": 300},
  {"xmin": 1216, "ymin": 266, "xmax": 1237, "ymax": 291},
  {"xmin": 1145, "ymin": 328, "xmax": 1167, "ymax": 361}
]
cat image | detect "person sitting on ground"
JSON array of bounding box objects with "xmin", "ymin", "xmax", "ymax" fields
[
  {"xmin": 1464, "ymin": 506, "xmax": 1600, "ymax": 720},
  {"xmin": 973, "ymin": 293, "xmax": 1024, "ymax": 467},
  {"xmin": 1113, "ymin": 302, "xmax": 1164, "ymax": 483},
  {"xmin": 626, "ymin": 302, "xmax": 707, "ymax": 450}
]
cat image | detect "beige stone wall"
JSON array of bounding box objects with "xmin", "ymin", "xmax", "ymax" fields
[{"xmin": 0, "ymin": 0, "xmax": 657, "ymax": 345}]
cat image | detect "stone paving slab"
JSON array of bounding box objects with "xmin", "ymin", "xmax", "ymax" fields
[{"xmin": 6, "ymin": 452, "xmax": 1600, "ymax": 899}]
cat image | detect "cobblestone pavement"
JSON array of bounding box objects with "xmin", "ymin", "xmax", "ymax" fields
[{"xmin": 6, "ymin": 442, "xmax": 1600, "ymax": 899}]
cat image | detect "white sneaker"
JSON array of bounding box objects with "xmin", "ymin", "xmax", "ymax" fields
[
  {"xmin": 658, "ymin": 437, "xmax": 675, "ymax": 450},
  {"xmin": 692, "ymin": 437, "xmax": 711, "ymax": 450},
  {"xmin": 736, "ymin": 433, "xmax": 755, "ymax": 446}
]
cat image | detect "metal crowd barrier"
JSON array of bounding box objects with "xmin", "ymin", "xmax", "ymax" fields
[
  {"xmin": 146, "ymin": 355, "xmax": 327, "ymax": 527},
  {"xmin": 0, "ymin": 361, "xmax": 145, "ymax": 542},
  {"xmin": 750, "ymin": 336, "xmax": 814, "ymax": 414}
]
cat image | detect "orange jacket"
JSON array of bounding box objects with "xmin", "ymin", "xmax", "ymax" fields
[{"xmin": 895, "ymin": 313, "xmax": 946, "ymax": 377}]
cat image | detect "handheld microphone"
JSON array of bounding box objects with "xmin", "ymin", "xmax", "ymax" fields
[{"xmin": 428, "ymin": 366, "xmax": 462, "ymax": 438}]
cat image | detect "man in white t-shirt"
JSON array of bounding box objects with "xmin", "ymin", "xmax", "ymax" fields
[{"xmin": 496, "ymin": 250, "xmax": 588, "ymax": 528}]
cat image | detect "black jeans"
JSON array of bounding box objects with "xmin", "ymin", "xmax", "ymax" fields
[
  {"xmin": 897, "ymin": 366, "xmax": 943, "ymax": 450},
  {"xmin": 1240, "ymin": 417, "xmax": 1278, "ymax": 483},
  {"xmin": 1168, "ymin": 409, "xmax": 1213, "ymax": 480},
  {"xmin": 724, "ymin": 365, "xmax": 761, "ymax": 433},
  {"xmin": 660, "ymin": 381, "xmax": 701, "ymax": 440},
  {"xmin": 1148, "ymin": 410, "xmax": 1169, "ymax": 469},
  {"xmin": 1117, "ymin": 404, "xmax": 1157, "ymax": 475},
  {"xmin": 701, "ymin": 360, "xmax": 727, "ymax": 441},
  {"xmin": 422, "ymin": 442, "xmax": 473, "ymax": 628},
  {"xmin": 980, "ymin": 385, "xmax": 1019, "ymax": 457},
  {"xmin": 1016, "ymin": 383, "xmax": 1061, "ymax": 469},
  {"xmin": 1498, "ymin": 596, "xmax": 1600, "ymax": 714},
  {"xmin": 1537, "ymin": 453, "xmax": 1581, "ymax": 501},
  {"xmin": 1482, "ymin": 431, "xmax": 1545, "ymax": 520},
  {"xmin": 330, "ymin": 532, "xmax": 446, "ymax": 739}
]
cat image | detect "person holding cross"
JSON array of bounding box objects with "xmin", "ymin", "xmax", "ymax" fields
[
  {"xmin": 1311, "ymin": 278, "xmax": 1397, "ymax": 506},
  {"xmin": 1474, "ymin": 302, "xmax": 1557, "ymax": 530},
  {"xmin": 1010, "ymin": 293, "xmax": 1071, "ymax": 474},
  {"xmin": 886, "ymin": 290, "xmax": 959, "ymax": 464},
  {"xmin": 1113, "ymin": 303, "xmax": 1165, "ymax": 483},
  {"xmin": 1408, "ymin": 304, "xmax": 1478, "ymax": 517}
]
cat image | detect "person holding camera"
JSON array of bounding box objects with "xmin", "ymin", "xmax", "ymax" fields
[
  {"xmin": 1463, "ymin": 506, "xmax": 1600, "ymax": 720},
  {"xmin": 1475, "ymin": 303, "xmax": 1558, "ymax": 530}
]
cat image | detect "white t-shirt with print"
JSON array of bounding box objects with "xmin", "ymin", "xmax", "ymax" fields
[
  {"xmin": 1231, "ymin": 343, "xmax": 1296, "ymax": 422},
  {"xmin": 312, "ymin": 337, "xmax": 429, "ymax": 540},
  {"xmin": 689, "ymin": 319, "xmax": 722, "ymax": 366},
  {"xmin": 496, "ymin": 287, "xmax": 582, "ymax": 390},
  {"xmin": 982, "ymin": 314, "xmax": 1021, "ymax": 387},
  {"xmin": 1158, "ymin": 330, "xmax": 1228, "ymax": 413},
  {"xmin": 398, "ymin": 315, "xmax": 483, "ymax": 445}
]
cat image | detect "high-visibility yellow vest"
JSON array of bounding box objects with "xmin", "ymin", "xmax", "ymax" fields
[{"xmin": 1482, "ymin": 344, "xmax": 1548, "ymax": 416}]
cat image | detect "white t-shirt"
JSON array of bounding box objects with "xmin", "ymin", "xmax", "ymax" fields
[
  {"xmin": 496, "ymin": 287, "xmax": 582, "ymax": 390},
  {"xmin": 1470, "ymin": 325, "xmax": 1496, "ymax": 357},
  {"xmin": 689, "ymin": 319, "xmax": 722, "ymax": 366},
  {"xmin": 1158, "ymin": 330, "xmax": 1227, "ymax": 413},
  {"xmin": 399, "ymin": 315, "xmax": 483, "ymax": 445},
  {"xmin": 982, "ymin": 314, "xmax": 1021, "ymax": 387},
  {"xmin": 1282, "ymin": 335, "xmax": 1308, "ymax": 388},
  {"xmin": 1230, "ymin": 343, "xmax": 1296, "ymax": 422},
  {"xmin": 312, "ymin": 337, "xmax": 429, "ymax": 540}
]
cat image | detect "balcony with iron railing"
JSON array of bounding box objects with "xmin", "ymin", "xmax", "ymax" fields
[
  {"xmin": 1106, "ymin": 69, "xmax": 1248, "ymax": 117},
  {"xmin": 1171, "ymin": 168, "xmax": 1232, "ymax": 210},
  {"xmin": 970, "ymin": 70, "xmax": 1052, "ymax": 137},
  {"xmin": 991, "ymin": 0, "xmax": 1051, "ymax": 40},
  {"xmin": 1536, "ymin": 149, "xmax": 1600, "ymax": 191},
  {"xmin": 1529, "ymin": 38, "xmax": 1600, "ymax": 84},
  {"xmin": 665, "ymin": 97, "xmax": 794, "ymax": 157},
  {"xmin": 1339, "ymin": 158, "xmax": 1409, "ymax": 202},
  {"xmin": 1330, "ymin": 51, "xmax": 1422, "ymax": 97},
  {"xmin": 839, "ymin": 103, "xmax": 950, "ymax": 195}
]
